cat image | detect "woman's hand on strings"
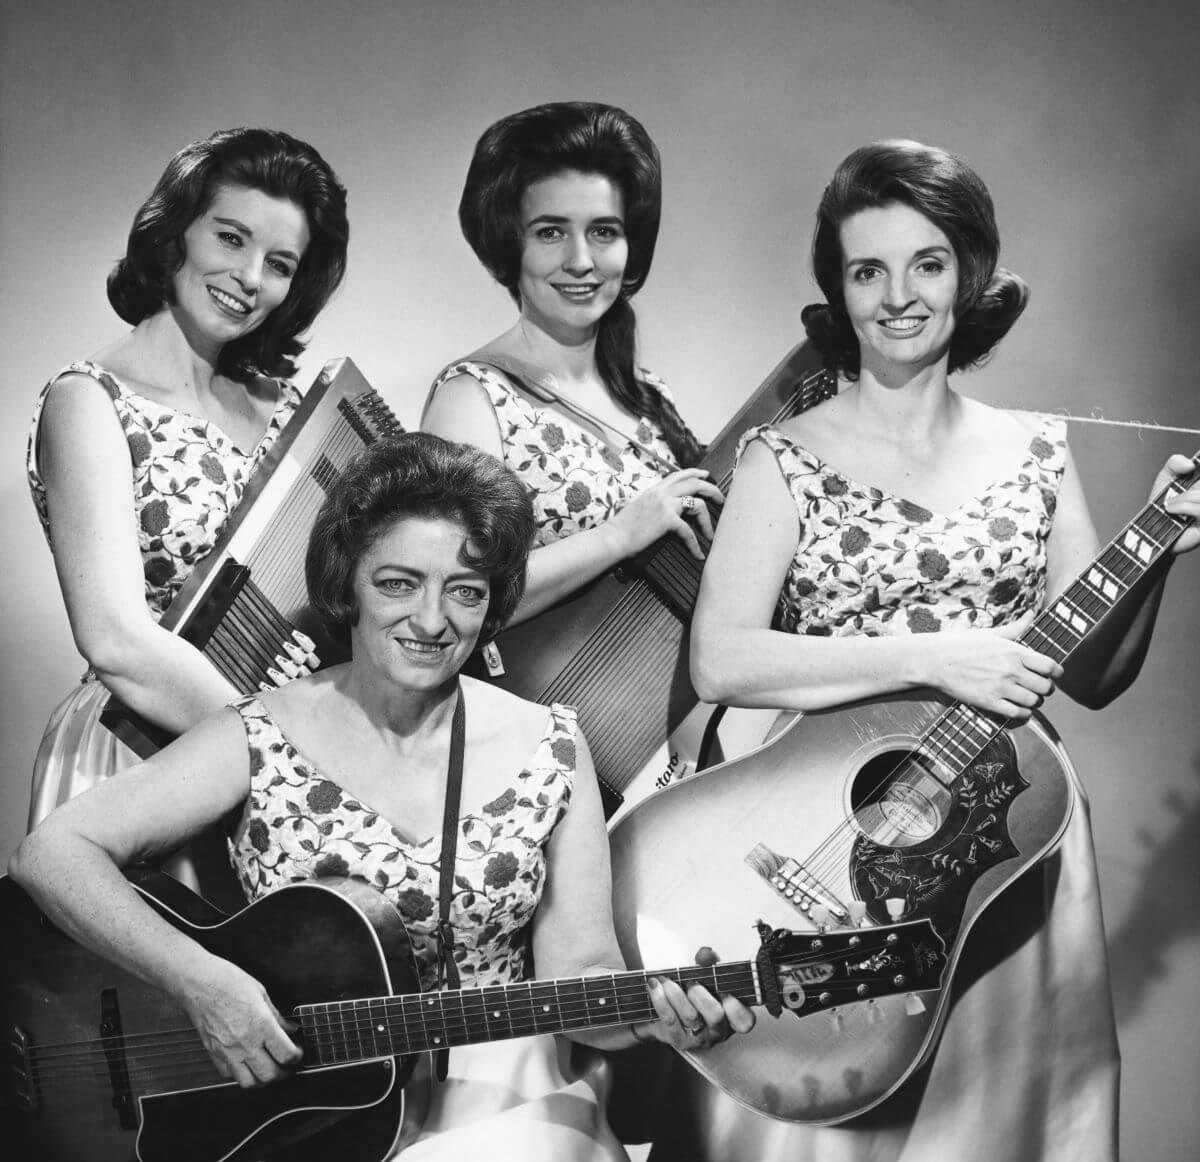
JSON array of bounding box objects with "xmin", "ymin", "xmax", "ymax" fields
[
  {"xmin": 609, "ymin": 469, "xmax": 724, "ymax": 560},
  {"xmin": 178, "ymin": 955, "xmax": 302, "ymax": 1087},
  {"xmin": 1156, "ymin": 454, "xmax": 1200, "ymax": 555}
]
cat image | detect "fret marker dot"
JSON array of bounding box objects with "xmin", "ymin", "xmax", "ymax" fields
[
  {"xmin": 433, "ymin": 1036, "xmax": 441, "ymax": 1044},
  {"xmin": 542, "ymin": 1005, "xmax": 550, "ymax": 1012},
  {"xmin": 492, "ymin": 1010, "xmax": 501, "ymax": 1019},
  {"xmin": 377, "ymin": 1024, "xmax": 385, "ymax": 1033},
  {"xmin": 598, "ymin": 997, "xmax": 607, "ymax": 1005}
]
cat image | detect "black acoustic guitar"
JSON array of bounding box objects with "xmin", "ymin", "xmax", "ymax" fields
[
  {"xmin": 0, "ymin": 871, "xmax": 943, "ymax": 1161},
  {"xmin": 609, "ymin": 449, "xmax": 1198, "ymax": 1124}
]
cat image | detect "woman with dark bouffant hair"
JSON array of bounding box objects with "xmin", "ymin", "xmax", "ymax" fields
[
  {"xmin": 25, "ymin": 127, "xmax": 348, "ymax": 828},
  {"xmin": 423, "ymin": 101, "xmax": 722, "ymax": 625},
  {"xmin": 683, "ymin": 139, "xmax": 1199, "ymax": 1161},
  {"xmin": 13, "ymin": 433, "xmax": 752, "ymax": 1161}
]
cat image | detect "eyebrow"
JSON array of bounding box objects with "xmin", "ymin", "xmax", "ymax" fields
[
  {"xmin": 845, "ymin": 244, "xmax": 953, "ymax": 266},
  {"xmin": 525, "ymin": 213, "xmax": 624, "ymax": 227},
  {"xmin": 213, "ymin": 216, "xmax": 302, "ymax": 262}
]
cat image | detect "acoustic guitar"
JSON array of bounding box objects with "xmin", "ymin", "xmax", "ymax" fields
[
  {"xmin": 609, "ymin": 449, "xmax": 1198, "ymax": 1124},
  {"xmin": 0, "ymin": 870, "xmax": 944, "ymax": 1161}
]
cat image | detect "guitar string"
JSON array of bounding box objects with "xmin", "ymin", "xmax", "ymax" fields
[
  {"xmin": 777, "ymin": 459, "xmax": 1198, "ymax": 896},
  {"xmin": 16, "ymin": 949, "xmax": 907, "ymax": 1081}
]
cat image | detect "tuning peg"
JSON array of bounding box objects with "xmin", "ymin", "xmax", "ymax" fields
[
  {"xmin": 884, "ymin": 898, "xmax": 906, "ymax": 920},
  {"xmin": 283, "ymin": 640, "xmax": 317, "ymax": 669},
  {"xmin": 292, "ymin": 630, "xmax": 317, "ymax": 652},
  {"xmin": 905, "ymin": 993, "xmax": 927, "ymax": 1017},
  {"xmin": 810, "ymin": 905, "xmax": 830, "ymax": 931},
  {"xmin": 266, "ymin": 666, "xmax": 290, "ymax": 686},
  {"xmin": 829, "ymin": 1009, "xmax": 845, "ymax": 1033},
  {"xmin": 847, "ymin": 901, "xmax": 867, "ymax": 927},
  {"xmin": 273, "ymin": 655, "xmax": 305, "ymax": 679},
  {"xmin": 866, "ymin": 1000, "xmax": 884, "ymax": 1024}
]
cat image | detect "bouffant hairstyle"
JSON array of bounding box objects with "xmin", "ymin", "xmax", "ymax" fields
[
  {"xmin": 107, "ymin": 127, "xmax": 349, "ymax": 382},
  {"xmin": 802, "ymin": 139, "xmax": 1028, "ymax": 377},
  {"xmin": 305, "ymin": 433, "xmax": 535, "ymax": 647},
  {"xmin": 458, "ymin": 101, "xmax": 702, "ymax": 467}
]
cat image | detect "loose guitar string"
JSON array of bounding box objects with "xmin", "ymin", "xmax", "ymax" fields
[{"xmin": 785, "ymin": 458, "xmax": 1197, "ymax": 895}]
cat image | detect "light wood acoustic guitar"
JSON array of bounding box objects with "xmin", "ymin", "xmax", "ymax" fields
[
  {"xmin": 0, "ymin": 870, "xmax": 944, "ymax": 1161},
  {"xmin": 610, "ymin": 449, "xmax": 1198, "ymax": 1124}
]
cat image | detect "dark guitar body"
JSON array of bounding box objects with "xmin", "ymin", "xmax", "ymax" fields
[
  {"xmin": 609, "ymin": 695, "xmax": 1076, "ymax": 1124},
  {"xmin": 0, "ymin": 871, "xmax": 424, "ymax": 1162}
]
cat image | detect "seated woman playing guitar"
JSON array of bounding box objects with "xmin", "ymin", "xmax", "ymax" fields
[
  {"xmin": 683, "ymin": 141, "xmax": 1200, "ymax": 1161},
  {"xmin": 10, "ymin": 433, "xmax": 753, "ymax": 1161}
]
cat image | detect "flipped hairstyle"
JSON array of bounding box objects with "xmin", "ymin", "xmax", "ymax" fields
[
  {"xmin": 802, "ymin": 139, "xmax": 1028, "ymax": 377},
  {"xmin": 458, "ymin": 101, "xmax": 702, "ymax": 467},
  {"xmin": 305, "ymin": 432, "xmax": 535, "ymax": 647},
  {"xmin": 107, "ymin": 127, "xmax": 349, "ymax": 382}
]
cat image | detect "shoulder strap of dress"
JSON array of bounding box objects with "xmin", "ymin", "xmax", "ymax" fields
[{"xmin": 467, "ymin": 347, "xmax": 677, "ymax": 474}]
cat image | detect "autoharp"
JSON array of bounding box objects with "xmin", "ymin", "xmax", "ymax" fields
[
  {"xmin": 101, "ymin": 357, "xmax": 402, "ymax": 758},
  {"xmin": 467, "ymin": 341, "xmax": 837, "ymax": 818}
]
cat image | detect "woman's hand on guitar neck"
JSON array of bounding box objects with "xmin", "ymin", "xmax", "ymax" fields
[
  {"xmin": 177, "ymin": 954, "xmax": 302, "ymax": 1087},
  {"xmin": 914, "ymin": 613, "xmax": 1062, "ymax": 720},
  {"xmin": 631, "ymin": 947, "xmax": 757, "ymax": 1051},
  {"xmin": 608, "ymin": 468, "xmax": 724, "ymax": 561},
  {"xmin": 1158, "ymin": 453, "xmax": 1200, "ymax": 556}
]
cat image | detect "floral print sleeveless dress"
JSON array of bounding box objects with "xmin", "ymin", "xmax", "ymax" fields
[
  {"xmin": 25, "ymin": 361, "xmax": 299, "ymax": 826},
  {"xmin": 430, "ymin": 361, "xmax": 678, "ymax": 547},
  {"xmin": 227, "ymin": 694, "xmax": 627, "ymax": 1161},
  {"xmin": 652, "ymin": 418, "xmax": 1118, "ymax": 1162}
]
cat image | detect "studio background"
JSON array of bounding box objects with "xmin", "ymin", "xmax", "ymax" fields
[{"xmin": 2, "ymin": 1, "xmax": 1197, "ymax": 1157}]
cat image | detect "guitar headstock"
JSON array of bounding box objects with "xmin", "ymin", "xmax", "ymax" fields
[{"xmin": 755, "ymin": 918, "xmax": 947, "ymax": 1019}]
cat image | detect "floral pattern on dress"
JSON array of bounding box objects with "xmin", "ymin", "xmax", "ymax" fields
[
  {"xmin": 27, "ymin": 361, "xmax": 299, "ymax": 617},
  {"xmin": 432, "ymin": 361, "xmax": 678, "ymax": 546},
  {"xmin": 228, "ymin": 697, "xmax": 578, "ymax": 991},
  {"xmin": 739, "ymin": 418, "xmax": 1067, "ymax": 636}
]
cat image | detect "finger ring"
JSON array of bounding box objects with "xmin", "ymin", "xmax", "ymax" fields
[
  {"xmin": 688, "ymin": 1019, "xmax": 706, "ymax": 1036},
  {"xmin": 680, "ymin": 496, "xmax": 697, "ymax": 515}
]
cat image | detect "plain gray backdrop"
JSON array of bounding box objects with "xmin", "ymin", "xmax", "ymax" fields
[{"xmin": 2, "ymin": 1, "xmax": 1197, "ymax": 1157}]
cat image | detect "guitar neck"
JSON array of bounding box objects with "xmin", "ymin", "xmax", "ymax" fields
[
  {"xmin": 922, "ymin": 450, "xmax": 1199, "ymax": 776},
  {"xmin": 296, "ymin": 960, "xmax": 758, "ymax": 1066}
]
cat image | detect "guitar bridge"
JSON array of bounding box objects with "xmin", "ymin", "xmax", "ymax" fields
[
  {"xmin": 100, "ymin": 988, "xmax": 137, "ymax": 1131},
  {"xmin": 7, "ymin": 1025, "xmax": 38, "ymax": 1114},
  {"xmin": 745, "ymin": 842, "xmax": 849, "ymax": 923}
]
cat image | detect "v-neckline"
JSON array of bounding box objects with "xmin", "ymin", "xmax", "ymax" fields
[
  {"xmin": 75, "ymin": 360, "xmax": 284, "ymax": 458},
  {"xmin": 770, "ymin": 425, "xmax": 1048, "ymax": 519},
  {"xmin": 245, "ymin": 695, "xmax": 539, "ymax": 850}
]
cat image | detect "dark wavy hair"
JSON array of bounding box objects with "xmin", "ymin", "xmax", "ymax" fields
[
  {"xmin": 107, "ymin": 127, "xmax": 349, "ymax": 382},
  {"xmin": 459, "ymin": 101, "xmax": 702, "ymax": 466},
  {"xmin": 802, "ymin": 139, "xmax": 1028, "ymax": 378},
  {"xmin": 306, "ymin": 433, "xmax": 535, "ymax": 648}
]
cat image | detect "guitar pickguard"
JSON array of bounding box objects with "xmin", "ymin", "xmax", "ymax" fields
[{"xmin": 850, "ymin": 731, "xmax": 1026, "ymax": 941}]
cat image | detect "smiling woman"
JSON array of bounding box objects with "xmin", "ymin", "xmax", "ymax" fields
[
  {"xmin": 23, "ymin": 128, "xmax": 348, "ymax": 841},
  {"xmin": 674, "ymin": 138, "xmax": 1200, "ymax": 1162},
  {"xmin": 11, "ymin": 432, "xmax": 756, "ymax": 1160}
]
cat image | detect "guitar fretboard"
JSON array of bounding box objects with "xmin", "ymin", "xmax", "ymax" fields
[
  {"xmin": 297, "ymin": 962, "xmax": 757, "ymax": 1067},
  {"xmin": 920, "ymin": 452, "xmax": 1198, "ymax": 779}
]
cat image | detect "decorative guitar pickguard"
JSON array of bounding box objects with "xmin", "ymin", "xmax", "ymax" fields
[{"xmin": 850, "ymin": 732, "xmax": 1026, "ymax": 941}]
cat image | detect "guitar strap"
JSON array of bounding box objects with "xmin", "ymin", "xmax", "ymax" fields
[{"xmin": 433, "ymin": 685, "xmax": 466, "ymax": 1083}]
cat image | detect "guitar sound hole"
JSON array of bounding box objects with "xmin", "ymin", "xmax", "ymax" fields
[{"xmin": 849, "ymin": 750, "xmax": 952, "ymax": 848}]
